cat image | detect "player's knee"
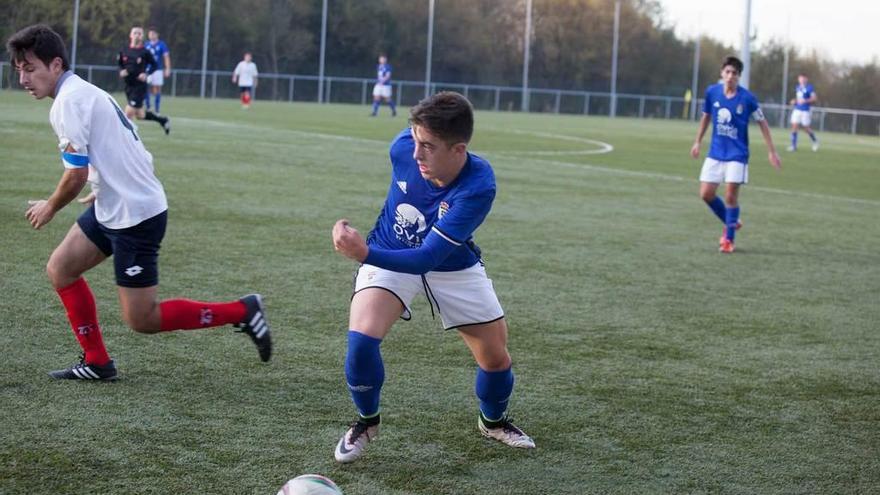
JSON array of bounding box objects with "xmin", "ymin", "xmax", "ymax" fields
[
  {"xmin": 479, "ymin": 351, "xmax": 512, "ymax": 372},
  {"xmin": 46, "ymin": 256, "xmax": 75, "ymax": 289},
  {"xmin": 123, "ymin": 308, "xmax": 161, "ymax": 334},
  {"xmin": 700, "ymin": 191, "xmax": 715, "ymax": 203}
]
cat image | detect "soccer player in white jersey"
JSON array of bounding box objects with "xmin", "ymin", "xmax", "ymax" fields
[
  {"xmin": 788, "ymin": 73, "xmax": 819, "ymax": 152},
  {"xmin": 370, "ymin": 54, "xmax": 397, "ymax": 117},
  {"xmin": 232, "ymin": 52, "xmax": 258, "ymax": 109},
  {"xmin": 691, "ymin": 56, "xmax": 782, "ymax": 254},
  {"xmin": 7, "ymin": 24, "xmax": 272, "ymax": 381},
  {"xmin": 331, "ymin": 92, "xmax": 535, "ymax": 463}
]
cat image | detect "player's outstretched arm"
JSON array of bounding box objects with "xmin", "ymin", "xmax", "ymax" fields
[
  {"xmin": 690, "ymin": 113, "xmax": 710, "ymax": 158},
  {"xmin": 757, "ymin": 120, "xmax": 782, "ymax": 170},
  {"xmin": 26, "ymin": 167, "xmax": 88, "ymax": 229}
]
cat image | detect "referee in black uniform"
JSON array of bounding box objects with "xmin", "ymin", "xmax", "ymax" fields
[{"xmin": 118, "ymin": 26, "xmax": 170, "ymax": 134}]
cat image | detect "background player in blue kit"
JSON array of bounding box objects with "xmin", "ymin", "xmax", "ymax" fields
[
  {"xmin": 370, "ymin": 54, "xmax": 396, "ymax": 117},
  {"xmin": 788, "ymin": 73, "xmax": 819, "ymax": 152},
  {"xmin": 331, "ymin": 92, "xmax": 534, "ymax": 463},
  {"xmin": 144, "ymin": 27, "xmax": 171, "ymax": 113},
  {"xmin": 690, "ymin": 56, "xmax": 782, "ymax": 254},
  {"xmin": 7, "ymin": 24, "xmax": 272, "ymax": 381}
]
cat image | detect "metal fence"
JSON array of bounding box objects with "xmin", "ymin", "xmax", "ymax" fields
[{"xmin": 3, "ymin": 61, "xmax": 879, "ymax": 136}]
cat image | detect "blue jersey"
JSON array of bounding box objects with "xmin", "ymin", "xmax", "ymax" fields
[
  {"xmin": 703, "ymin": 84, "xmax": 763, "ymax": 164},
  {"xmin": 145, "ymin": 40, "xmax": 170, "ymax": 70},
  {"xmin": 366, "ymin": 128, "xmax": 495, "ymax": 272},
  {"xmin": 376, "ymin": 63, "xmax": 392, "ymax": 85},
  {"xmin": 794, "ymin": 83, "xmax": 815, "ymax": 111}
]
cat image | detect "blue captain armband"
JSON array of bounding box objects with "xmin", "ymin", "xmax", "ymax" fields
[{"xmin": 61, "ymin": 152, "xmax": 89, "ymax": 168}]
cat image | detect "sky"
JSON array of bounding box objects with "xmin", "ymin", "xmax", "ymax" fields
[{"xmin": 657, "ymin": 0, "xmax": 879, "ymax": 65}]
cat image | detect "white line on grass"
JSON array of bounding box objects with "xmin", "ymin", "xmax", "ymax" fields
[
  {"xmin": 497, "ymin": 156, "xmax": 880, "ymax": 207},
  {"xmin": 176, "ymin": 116, "xmax": 877, "ymax": 207}
]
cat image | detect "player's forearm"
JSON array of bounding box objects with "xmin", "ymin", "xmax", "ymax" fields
[
  {"xmin": 46, "ymin": 169, "xmax": 88, "ymax": 212},
  {"xmin": 758, "ymin": 121, "xmax": 777, "ymax": 153},
  {"xmin": 694, "ymin": 115, "xmax": 710, "ymax": 143},
  {"xmin": 364, "ymin": 235, "xmax": 457, "ymax": 275}
]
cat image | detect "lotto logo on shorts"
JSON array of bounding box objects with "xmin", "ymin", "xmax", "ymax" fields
[{"xmin": 125, "ymin": 265, "xmax": 144, "ymax": 277}]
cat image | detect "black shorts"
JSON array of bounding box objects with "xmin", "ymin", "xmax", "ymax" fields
[
  {"xmin": 125, "ymin": 82, "xmax": 148, "ymax": 108},
  {"xmin": 239, "ymin": 86, "xmax": 252, "ymax": 93},
  {"xmin": 77, "ymin": 205, "xmax": 167, "ymax": 288}
]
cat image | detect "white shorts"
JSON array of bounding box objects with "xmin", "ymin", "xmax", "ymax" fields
[
  {"xmin": 354, "ymin": 262, "xmax": 504, "ymax": 330},
  {"xmin": 790, "ymin": 109, "xmax": 812, "ymax": 127},
  {"xmin": 372, "ymin": 83, "xmax": 392, "ymax": 99},
  {"xmin": 147, "ymin": 71, "xmax": 164, "ymax": 87},
  {"xmin": 699, "ymin": 158, "xmax": 748, "ymax": 184}
]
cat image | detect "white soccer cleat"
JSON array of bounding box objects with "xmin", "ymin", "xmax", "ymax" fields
[
  {"xmin": 334, "ymin": 419, "xmax": 380, "ymax": 463},
  {"xmin": 786, "ymin": 145, "xmax": 796, "ymax": 152},
  {"xmin": 812, "ymin": 141, "xmax": 819, "ymax": 152},
  {"xmin": 478, "ymin": 414, "xmax": 536, "ymax": 449}
]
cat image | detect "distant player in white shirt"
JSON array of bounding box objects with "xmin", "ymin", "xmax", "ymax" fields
[
  {"xmin": 232, "ymin": 52, "xmax": 258, "ymax": 109},
  {"xmin": 788, "ymin": 73, "xmax": 819, "ymax": 152},
  {"xmin": 7, "ymin": 24, "xmax": 272, "ymax": 381}
]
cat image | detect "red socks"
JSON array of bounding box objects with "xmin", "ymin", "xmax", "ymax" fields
[
  {"xmin": 56, "ymin": 278, "xmax": 111, "ymax": 365},
  {"xmin": 159, "ymin": 299, "xmax": 246, "ymax": 332}
]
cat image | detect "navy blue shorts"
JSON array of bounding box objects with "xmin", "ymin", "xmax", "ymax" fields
[
  {"xmin": 77, "ymin": 206, "xmax": 167, "ymax": 288},
  {"xmin": 238, "ymin": 86, "xmax": 252, "ymax": 93}
]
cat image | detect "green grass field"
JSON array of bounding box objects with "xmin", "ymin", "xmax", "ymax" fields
[{"xmin": 1, "ymin": 90, "xmax": 879, "ymax": 494}]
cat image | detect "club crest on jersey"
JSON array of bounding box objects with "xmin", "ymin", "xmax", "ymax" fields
[
  {"xmin": 394, "ymin": 203, "xmax": 427, "ymax": 248},
  {"xmin": 439, "ymin": 201, "xmax": 450, "ymax": 219}
]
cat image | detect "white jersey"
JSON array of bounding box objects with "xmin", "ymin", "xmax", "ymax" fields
[
  {"xmin": 234, "ymin": 61, "xmax": 259, "ymax": 87},
  {"xmin": 50, "ymin": 72, "xmax": 167, "ymax": 229}
]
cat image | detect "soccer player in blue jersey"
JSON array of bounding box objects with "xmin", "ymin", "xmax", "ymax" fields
[
  {"xmin": 788, "ymin": 73, "xmax": 819, "ymax": 152},
  {"xmin": 370, "ymin": 54, "xmax": 396, "ymax": 117},
  {"xmin": 145, "ymin": 27, "xmax": 171, "ymax": 113},
  {"xmin": 331, "ymin": 92, "xmax": 534, "ymax": 463},
  {"xmin": 690, "ymin": 56, "xmax": 782, "ymax": 254}
]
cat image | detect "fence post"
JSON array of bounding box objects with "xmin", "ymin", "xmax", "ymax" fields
[
  {"xmin": 87, "ymin": 66, "xmax": 93, "ymax": 83},
  {"xmin": 172, "ymin": 71, "xmax": 177, "ymax": 97},
  {"xmin": 361, "ymin": 80, "xmax": 367, "ymax": 105},
  {"xmin": 554, "ymin": 91, "xmax": 561, "ymax": 113},
  {"xmin": 665, "ymin": 98, "xmax": 671, "ymax": 119},
  {"xmin": 639, "ymin": 96, "xmax": 645, "ymax": 118},
  {"xmin": 851, "ymin": 113, "xmax": 858, "ymax": 134},
  {"xmin": 289, "ymin": 76, "xmax": 294, "ymax": 101},
  {"xmin": 0, "ymin": 62, "xmax": 4, "ymax": 90},
  {"xmin": 464, "ymin": 85, "xmax": 469, "ymax": 99},
  {"xmin": 211, "ymin": 72, "xmax": 217, "ymax": 98},
  {"xmin": 494, "ymin": 88, "xmax": 500, "ymax": 111},
  {"xmin": 584, "ymin": 93, "xmax": 591, "ymax": 115},
  {"xmin": 820, "ymin": 111, "xmax": 826, "ymax": 132}
]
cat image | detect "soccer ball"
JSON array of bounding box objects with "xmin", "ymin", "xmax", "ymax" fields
[{"xmin": 277, "ymin": 474, "xmax": 343, "ymax": 495}]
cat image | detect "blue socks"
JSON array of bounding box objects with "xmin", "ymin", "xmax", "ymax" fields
[
  {"xmin": 808, "ymin": 131, "xmax": 817, "ymax": 143},
  {"xmin": 371, "ymin": 101, "xmax": 380, "ymax": 115},
  {"xmin": 154, "ymin": 93, "xmax": 162, "ymax": 113},
  {"xmin": 475, "ymin": 366, "xmax": 514, "ymax": 421},
  {"xmin": 725, "ymin": 206, "xmax": 740, "ymax": 241},
  {"xmin": 791, "ymin": 132, "xmax": 798, "ymax": 149},
  {"xmin": 345, "ymin": 330, "xmax": 384, "ymax": 418},
  {"xmin": 706, "ymin": 196, "xmax": 727, "ymax": 223}
]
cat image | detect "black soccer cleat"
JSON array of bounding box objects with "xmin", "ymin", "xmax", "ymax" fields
[
  {"xmin": 162, "ymin": 116, "xmax": 171, "ymax": 135},
  {"xmin": 49, "ymin": 355, "xmax": 117, "ymax": 381},
  {"xmin": 234, "ymin": 294, "xmax": 272, "ymax": 362}
]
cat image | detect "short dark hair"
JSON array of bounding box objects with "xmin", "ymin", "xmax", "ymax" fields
[
  {"xmin": 409, "ymin": 92, "xmax": 474, "ymax": 145},
  {"xmin": 721, "ymin": 56, "xmax": 743, "ymax": 74},
  {"xmin": 148, "ymin": 26, "xmax": 159, "ymax": 33},
  {"xmin": 6, "ymin": 24, "xmax": 70, "ymax": 71}
]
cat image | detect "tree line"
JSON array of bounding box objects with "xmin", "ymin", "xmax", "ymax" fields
[{"xmin": 2, "ymin": 0, "xmax": 877, "ymax": 111}]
